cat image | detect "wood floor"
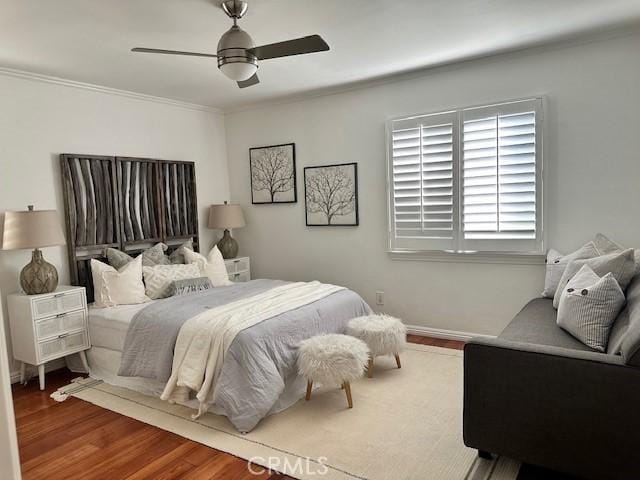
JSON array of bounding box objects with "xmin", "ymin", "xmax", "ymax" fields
[{"xmin": 12, "ymin": 336, "xmax": 464, "ymax": 480}]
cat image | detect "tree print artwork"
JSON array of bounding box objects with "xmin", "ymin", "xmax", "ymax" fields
[
  {"xmin": 250, "ymin": 143, "xmax": 297, "ymax": 204},
  {"xmin": 304, "ymin": 163, "xmax": 358, "ymax": 226}
]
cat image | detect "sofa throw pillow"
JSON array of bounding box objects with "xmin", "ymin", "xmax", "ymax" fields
[
  {"xmin": 90, "ymin": 256, "xmax": 149, "ymax": 308},
  {"xmin": 556, "ymin": 265, "xmax": 626, "ymax": 352},
  {"xmin": 608, "ymin": 274, "xmax": 640, "ymax": 365},
  {"xmin": 592, "ymin": 232, "xmax": 640, "ymax": 275},
  {"xmin": 184, "ymin": 245, "xmax": 232, "ymax": 287},
  {"xmin": 542, "ymin": 242, "xmax": 600, "ymax": 297},
  {"xmin": 553, "ymin": 248, "xmax": 636, "ymax": 308},
  {"xmin": 106, "ymin": 243, "xmax": 171, "ymax": 269},
  {"xmin": 593, "ymin": 233, "xmax": 622, "ymax": 256},
  {"xmin": 142, "ymin": 263, "xmax": 201, "ymax": 299},
  {"xmin": 169, "ymin": 238, "xmax": 194, "ymax": 264}
]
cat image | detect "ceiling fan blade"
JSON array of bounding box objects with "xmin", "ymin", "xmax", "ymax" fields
[
  {"xmin": 237, "ymin": 73, "xmax": 260, "ymax": 89},
  {"xmin": 131, "ymin": 47, "xmax": 218, "ymax": 58},
  {"xmin": 247, "ymin": 35, "xmax": 329, "ymax": 60}
]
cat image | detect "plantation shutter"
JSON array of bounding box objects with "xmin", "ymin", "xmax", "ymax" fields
[
  {"xmin": 460, "ymin": 99, "xmax": 542, "ymax": 252},
  {"xmin": 389, "ymin": 111, "xmax": 458, "ymax": 250},
  {"xmin": 388, "ymin": 98, "xmax": 543, "ymax": 254}
]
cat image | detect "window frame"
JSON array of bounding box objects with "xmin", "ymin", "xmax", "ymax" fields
[{"xmin": 386, "ymin": 97, "xmax": 544, "ymax": 257}]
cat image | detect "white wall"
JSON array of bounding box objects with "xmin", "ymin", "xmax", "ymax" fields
[
  {"xmin": 225, "ymin": 31, "xmax": 640, "ymax": 336},
  {"xmin": 0, "ymin": 73, "xmax": 229, "ymax": 377}
]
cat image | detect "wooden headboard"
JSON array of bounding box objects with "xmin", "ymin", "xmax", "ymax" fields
[{"xmin": 60, "ymin": 154, "xmax": 199, "ymax": 302}]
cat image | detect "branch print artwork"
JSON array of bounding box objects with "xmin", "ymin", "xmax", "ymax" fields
[
  {"xmin": 304, "ymin": 163, "xmax": 358, "ymax": 226},
  {"xmin": 250, "ymin": 143, "xmax": 296, "ymax": 204}
]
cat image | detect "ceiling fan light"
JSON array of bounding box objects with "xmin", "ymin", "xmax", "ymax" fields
[{"xmin": 219, "ymin": 62, "xmax": 257, "ymax": 81}]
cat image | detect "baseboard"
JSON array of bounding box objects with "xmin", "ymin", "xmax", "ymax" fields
[
  {"xmin": 9, "ymin": 358, "xmax": 67, "ymax": 384},
  {"xmin": 405, "ymin": 324, "xmax": 495, "ymax": 342}
]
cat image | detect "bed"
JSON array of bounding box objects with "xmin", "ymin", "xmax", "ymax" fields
[{"xmin": 60, "ymin": 154, "xmax": 371, "ymax": 432}]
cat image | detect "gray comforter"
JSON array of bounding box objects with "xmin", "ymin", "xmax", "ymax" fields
[{"xmin": 118, "ymin": 279, "xmax": 371, "ymax": 432}]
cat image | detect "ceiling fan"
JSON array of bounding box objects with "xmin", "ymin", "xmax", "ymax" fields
[{"xmin": 131, "ymin": 0, "xmax": 330, "ymax": 88}]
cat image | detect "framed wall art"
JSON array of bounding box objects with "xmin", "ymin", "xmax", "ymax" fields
[
  {"xmin": 304, "ymin": 162, "xmax": 358, "ymax": 226},
  {"xmin": 249, "ymin": 143, "xmax": 297, "ymax": 204}
]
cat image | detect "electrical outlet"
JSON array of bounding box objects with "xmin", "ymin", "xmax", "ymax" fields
[{"xmin": 375, "ymin": 291, "xmax": 384, "ymax": 305}]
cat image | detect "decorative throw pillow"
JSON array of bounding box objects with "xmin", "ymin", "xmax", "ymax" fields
[
  {"xmin": 593, "ymin": 233, "xmax": 622, "ymax": 255},
  {"xmin": 592, "ymin": 232, "xmax": 640, "ymax": 275},
  {"xmin": 90, "ymin": 256, "xmax": 149, "ymax": 308},
  {"xmin": 542, "ymin": 242, "xmax": 600, "ymax": 298},
  {"xmin": 106, "ymin": 243, "xmax": 171, "ymax": 269},
  {"xmin": 553, "ymin": 248, "xmax": 636, "ymax": 308},
  {"xmin": 142, "ymin": 263, "xmax": 201, "ymax": 299},
  {"xmin": 556, "ymin": 265, "xmax": 625, "ymax": 352},
  {"xmin": 169, "ymin": 238, "xmax": 194, "ymax": 264},
  {"xmin": 608, "ymin": 274, "xmax": 640, "ymax": 365},
  {"xmin": 168, "ymin": 277, "xmax": 213, "ymax": 296},
  {"xmin": 184, "ymin": 246, "xmax": 232, "ymax": 287}
]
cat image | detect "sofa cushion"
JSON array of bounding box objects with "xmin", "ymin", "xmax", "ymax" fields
[
  {"xmin": 499, "ymin": 298, "xmax": 595, "ymax": 352},
  {"xmin": 556, "ymin": 266, "xmax": 625, "ymax": 352},
  {"xmin": 553, "ymin": 249, "xmax": 636, "ymax": 308}
]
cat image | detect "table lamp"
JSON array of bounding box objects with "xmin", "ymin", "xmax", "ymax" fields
[
  {"xmin": 208, "ymin": 202, "xmax": 246, "ymax": 259},
  {"xmin": 1, "ymin": 206, "xmax": 66, "ymax": 295}
]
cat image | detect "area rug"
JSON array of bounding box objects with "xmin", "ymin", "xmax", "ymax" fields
[{"xmin": 58, "ymin": 344, "xmax": 520, "ymax": 480}]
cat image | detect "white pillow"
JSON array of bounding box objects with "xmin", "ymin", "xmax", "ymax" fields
[
  {"xmin": 557, "ymin": 265, "xmax": 626, "ymax": 352},
  {"xmin": 542, "ymin": 242, "xmax": 600, "ymax": 298},
  {"xmin": 90, "ymin": 256, "xmax": 149, "ymax": 308},
  {"xmin": 142, "ymin": 263, "xmax": 201, "ymax": 299},
  {"xmin": 184, "ymin": 246, "xmax": 233, "ymax": 287}
]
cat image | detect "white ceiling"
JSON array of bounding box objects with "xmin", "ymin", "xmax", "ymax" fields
[{"xmin": 3, "ymin": 0, "xmax": 640, "ymax": 110}]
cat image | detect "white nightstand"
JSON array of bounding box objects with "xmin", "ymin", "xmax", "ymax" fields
[
  {"xmin": 7, "ymin": 286, "xmax": 90, "ymax": 390},
  {"xmin": 225, "ymin": 257, "xmax": 251, "ymax": 283}
]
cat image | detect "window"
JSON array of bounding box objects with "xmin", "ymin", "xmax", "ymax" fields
[{"xmin": 388, "ymin": 98, "xmax": 543, "ymax": 254}]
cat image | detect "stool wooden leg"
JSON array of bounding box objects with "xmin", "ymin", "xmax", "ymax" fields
[
  {"xmin": 395, "ymin": 353, "xmax": 402, "ymax": 369},
  {"xmin": 343, "ymin": 381, "xmax": 353, "ymax": 408},
  {"xmin": 305, "ymin": 380, "xmax": 313, "ymax": 401},
  {"xmin": 367, "ymin": 358, "xmax": 374, "ymax": 378}
]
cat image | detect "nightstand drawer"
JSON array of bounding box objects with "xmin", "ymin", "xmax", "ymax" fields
[
  {"xmin": 226, "ymin": 257, "xmax": 250, "ymax": 274},
  {"xmin": 35, "ymin": 310, "xmax": 86, "ymax": 341},
  {"xmin": 38, "ymin": 330, "xmax": 89, "ymax": 362},
  {"xmin": 32, "ymin": 290, "xmax": 85, "ymax": 319},
  {"xmin": 229, "ymin": 271, "xmax": 250, "ymax": 283}
]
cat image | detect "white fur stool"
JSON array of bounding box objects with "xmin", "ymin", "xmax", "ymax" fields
[
  {"xmin": 297, "ymin": 334, "xmax": 369, "ymax": 408},
  {"xmin": 347, "ymin": 314, "xmax": 407, "ymax": 378}
]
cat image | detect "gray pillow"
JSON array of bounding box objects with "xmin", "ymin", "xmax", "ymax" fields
[
  {"xmin": 169, "ymin": 238, "xmax": 194, "ymax": 264},
  {"xmin": 593, "ymin": 232, "xmax": 622, "ymax": 255},
  {"xmin": 612, "ymin": 275, "xmax": 640, "ymax": 365},
  {"xmin": 106, "ymin": 248, "xmax": 133, "ymax": 270},
  {"xmin": 542, "ymin": 242, "xmax": 600, "ymax": 298},
  {"xmin": 106, "ymin": 242, "xmax": 171, "ymax": 269},
  {"xmin": 557, "ymin": 265, "xmax": 625, "ymax": 352},
  {"xmin": 553, "ymin": 248, "xmax": 636, "ymax": 308}
]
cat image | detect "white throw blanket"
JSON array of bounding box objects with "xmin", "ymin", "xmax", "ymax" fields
[{"xmin": 160, "ymin": 281, "xmax": 345, "ymax": 417}]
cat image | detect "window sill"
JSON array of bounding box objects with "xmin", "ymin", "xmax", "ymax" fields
[{"xmin": 388, "ymin": 250, "xmax": 545, "ymax": 265}]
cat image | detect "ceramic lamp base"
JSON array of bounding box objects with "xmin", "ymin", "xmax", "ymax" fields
[
  {"xmin": 20, "ymin": 249, "xmax": 58, "ymax": 295},
  {"xmin": 217, "ymin": 229, "xmax": 239, "ymax": 259}
]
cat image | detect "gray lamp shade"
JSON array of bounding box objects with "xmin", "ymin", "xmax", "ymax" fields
[
  {"xmin": 208, "ymin": 203, "xmax": 246, "ymax": 230},
  {"xmin": 1, "ymin": 209, "xmax": 65, "ymax": 250}
]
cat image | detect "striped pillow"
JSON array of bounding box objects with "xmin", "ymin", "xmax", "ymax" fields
[{"xmin": 557, "ymin": 265, "xmax": 626, "ymax": 352}]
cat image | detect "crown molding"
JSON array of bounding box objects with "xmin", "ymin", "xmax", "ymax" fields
[{"xmin": 0, "ymin": 67, "xmax": 222, "ymax": 114}]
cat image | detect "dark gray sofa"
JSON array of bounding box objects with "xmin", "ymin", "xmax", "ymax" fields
[{"xmin": 463, "ymin": 297, "xmax": 640, "ymax": 480}]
